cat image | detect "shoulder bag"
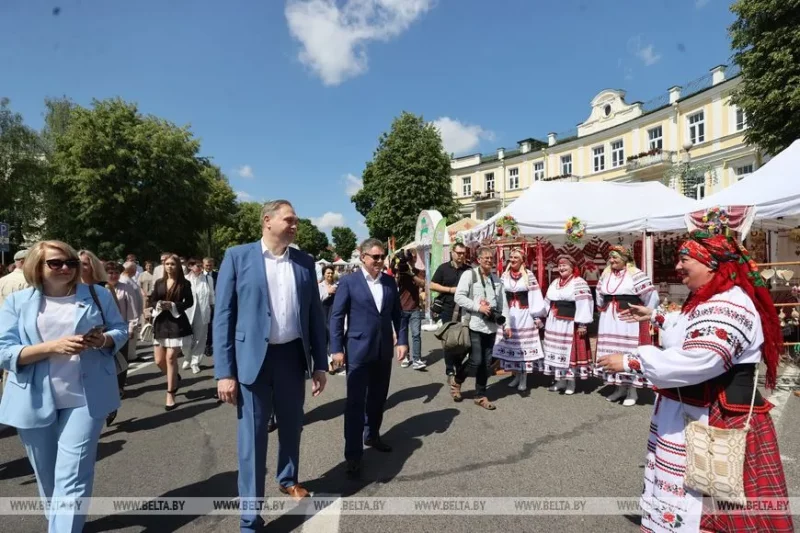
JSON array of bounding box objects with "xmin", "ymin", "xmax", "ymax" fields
[
  {"xmin": 434, "ymin": 269, "xmax": 477, "ymax": 355},
  {"xmin": 678, "ymin": 367, "xmax": 758, "ymax": 505},
  {"xmin": 88, "ymin": 284, "xmax": 129, "ymax": 375}
]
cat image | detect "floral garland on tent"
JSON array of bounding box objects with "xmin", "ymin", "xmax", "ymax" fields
[
  {"xmin": 495, "ymin": 215, "xmax": 520, "ymax": 238},
  {"xmin": 565, "ymin": 216, "xmax": 586, "ymax": 244},
  {"xmin": 701, "ymin": 206, "xmax": 730, "ymax": 237}
]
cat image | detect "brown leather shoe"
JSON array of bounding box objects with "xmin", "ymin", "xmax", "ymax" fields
[{"xmin": 279, "ymin": 484, "xmax": 310, "ymax": 500}]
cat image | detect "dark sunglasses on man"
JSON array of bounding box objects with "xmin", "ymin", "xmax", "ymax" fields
[
  {"xmin": 365, "ymin": 253, "xmax": 386, "ymax": 261},
  {"xmin": 45, "ymin": 259, "xmax": 80, "ymax": 270}
]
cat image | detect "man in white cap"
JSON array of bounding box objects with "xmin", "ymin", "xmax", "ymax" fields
[{"xmin": 0, "ymin": 249, "xmax": 30, "ymax": 307}]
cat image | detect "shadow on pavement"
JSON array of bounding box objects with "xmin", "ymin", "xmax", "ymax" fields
[
  {"xmin": 83, "ymin": 471, "xmax": 238, "ymax": 533},
  {"xmin": 267, "ymin": 408, "xmax": 460, "ymax": 532},
  {"xmin": 121, "ymin": 375, "xmax": 208, "ymax": 400},
  {"xmin": 0, "ymin": 439, "xmax": 126, "ymax": 482},
  {"xmin": 102, "ymin": 400, "xmax": 222, "ymax": 437},
  {"xmin": 304, "ymin": 382, "xmax": 443, "ymax": 426}
]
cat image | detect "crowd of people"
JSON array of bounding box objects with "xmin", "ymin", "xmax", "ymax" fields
[{"xmin": 0, "ymin": 198, "xmax": 794, "ymax": 533}]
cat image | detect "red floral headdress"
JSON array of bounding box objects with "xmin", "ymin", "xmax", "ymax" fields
[{"xmin": 679, "ymin": 231, "xmax": 780, "ymax": 389}]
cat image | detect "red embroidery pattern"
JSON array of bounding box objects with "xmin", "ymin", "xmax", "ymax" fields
[
  {"xmin": 627, "ymin": 355, "xmax": 642, "ymax": 372},
  {"xmin": 715, "ymin": 328, "xmax": 728, "ymax": 340},
  {"xmin": 654, "ymin": 311, "xmax": 666, "ymax": 327}
]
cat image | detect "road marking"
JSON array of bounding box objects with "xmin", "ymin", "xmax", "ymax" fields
[
  {"xmin": 127, "ymin": 360, "xmax": 154, "ymax": 375},
  {"xmin": 767, "ymin": 364, "xmax": 800, "ymax": 433},
  {"xmin": 302, "ymin": 496, "xmax": 341, "ymax": 533}
]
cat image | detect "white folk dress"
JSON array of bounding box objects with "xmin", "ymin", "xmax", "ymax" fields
[
  {"xmin": 625, "ymin": 286, "xmax": 764, "ymax": 533},
  {"xmin": 492, "ymin": 270, "xmax": 547, "ymax": 373},
  {"xmin": 593, "ymin": 267, "xmax": 659, "ymax": 388},
  {"xmin": 542, "ymin": 276, "xmax": 593, "ymax": 381}
]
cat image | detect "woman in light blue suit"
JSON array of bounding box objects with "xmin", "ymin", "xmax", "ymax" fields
[{"xmin": 0, "ymin": 240, "xmax": 128, "ymax": 533}]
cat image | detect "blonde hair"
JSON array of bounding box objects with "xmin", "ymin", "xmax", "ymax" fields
[
  {"xmin": 79, "ymin": 250, "xmax": 108, "ymax": 283},
  {"xmin": 504, "ymin": 248, "xmax": 530, "ymax": 287},
  {"xmin": 23, "ymin": 240, "xmax": 82, "ymax": 291}
]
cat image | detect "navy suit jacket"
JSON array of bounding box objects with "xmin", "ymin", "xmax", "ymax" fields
[
  {"xmin": 212, "ymin": 241, "xmax": 327, "ymax": 385},
  {"xmin": 329, "ymin": 270, "xmax": 408, "ymax": 364}
]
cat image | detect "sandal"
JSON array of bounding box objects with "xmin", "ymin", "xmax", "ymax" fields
[
  {"xmin": 474, "ymin": 397, "xmax": 496, "ymax": 410},
  {"xmin": 450, "ymin": 380, "xmax": 463, "ymax": 402},
  {"xmin": 165, "ymin": 389, "xmax": 178, "ymax": 412}
]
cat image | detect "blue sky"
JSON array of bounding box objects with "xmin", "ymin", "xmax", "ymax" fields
[{"xmin": 1, "ymin": 0, "xmax": 737, "ymax": 240}]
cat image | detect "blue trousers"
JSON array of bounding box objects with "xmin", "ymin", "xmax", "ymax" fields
[
  {"xmin": 400, "ymin": 309, "xmax": 423, "ymax": 362},
  {"xmin": 17, "ymin": 404, "xmax": 105, "ymax": 533},
  {"xmin": 236, "ymin": 340, "xmax": 306, "ymax": 532},
  {"xmin": 344, "ymin": 355, "xmax": 392, "ymax": 460}
]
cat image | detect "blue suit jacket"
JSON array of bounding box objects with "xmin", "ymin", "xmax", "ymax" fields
[
  {"xmin": 0, "ymin": 284, "xmax": 129, "ymax": 429},
  {"xmin": 212, "ymin": 242, "xmax": 327, "ymax": 385},
  {"xmin": 329, "ymin": 270, "xmax": 408, "ymax": 364}
]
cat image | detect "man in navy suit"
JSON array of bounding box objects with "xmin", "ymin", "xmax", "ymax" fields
[
  {"xmin": 330, "ymin": 238, "xmax": 408, "ymax": 479},
  {"xmin": 213, "ymin": 200, "xmax": 328, "ymax": 532}
]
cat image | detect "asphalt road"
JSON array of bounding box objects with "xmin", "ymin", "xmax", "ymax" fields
[{"xmin": 1, "ymin": 334, "xmax": 799, "ymax": 533}]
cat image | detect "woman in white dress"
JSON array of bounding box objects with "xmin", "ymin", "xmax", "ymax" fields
[
  {"xmin": 491, "ymin": 248, "xmax": 546, "ymax": 392},
  {"xmin": 594, "ymin": 245, "xmax": 659, "ymax": 406},
  {"xmin": 542, "ymin": 254, "xmax": 593, "ymax": 395},
  {"xmin": 597, "ymin": 231, "xmax": 792, "ymax": 533}
]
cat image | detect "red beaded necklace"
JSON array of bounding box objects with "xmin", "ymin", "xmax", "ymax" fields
[
  {"xmin": 604, "ymin": 268, "xmax": 626, "ymax": 294},
  {"xmin": 558, "ymin": 274, "xmax": 573, "ymax": 288}
]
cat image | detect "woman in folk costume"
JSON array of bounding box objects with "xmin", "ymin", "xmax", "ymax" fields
[
  {"xmin": 491, "ymin": 248, "xmax": 546, "ymax": 392},
  {"xmin": 597, "ymin": 230, "xmax": 792, "ymax": 533},
  {"xmin": 542, "ymin": 254, "xmax": 593, "ymax": 395},
  {"xmin": 594, "ymin": 245, "xmax": 659, "ymax": 406}
]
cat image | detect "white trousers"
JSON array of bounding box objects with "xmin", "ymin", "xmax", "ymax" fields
[{"xmin": 186, "ymin": 313, "xmax": 209, "ymax": 363}]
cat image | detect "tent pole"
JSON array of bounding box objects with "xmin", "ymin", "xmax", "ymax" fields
[{"xmin": 536, "ymin": 239, "xmax": 544, "ymax": 289}]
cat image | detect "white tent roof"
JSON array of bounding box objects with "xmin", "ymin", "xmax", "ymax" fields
[
  {"xmin": 694, "ymin": 139, "xmax": 800, "ymax": 220},
  {"xmin": 459, "ymin": 181, "xmax": 699, "ymax": 244}
]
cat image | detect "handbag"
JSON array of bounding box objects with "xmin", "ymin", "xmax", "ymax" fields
[
  {"xmin": 139, "ymin": 322, "xmax": 154, "ymax": 343},
  {"xmin": 677, "ymin": 367, "xmax": 758, "ymax": 506},
  {"xmin": 88, "ymin": 284, "xmax": 129, "ymax": 375},
  {"xmin": 433, "ymin": 269, "xmax": 477, "ymax": 355}
]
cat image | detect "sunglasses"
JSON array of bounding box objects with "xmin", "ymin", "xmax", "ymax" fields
[
  {"xmin": 45, "ymin": 259, "xmax": 80, "ymax": 270},
  {"xmin": 365, "ymin": 254, "xmax": 386, "ymax": 261}
]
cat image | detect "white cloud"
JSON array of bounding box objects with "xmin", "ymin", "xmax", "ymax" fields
[
  {"xmin": 236, "ymin": 190, "xmax": 254, "ymax": 202},
  {"xmin": 311, "ymin": 211, "xmax": 347, "ymax": 230},
  {"xmin": 432, "ymin": 117, "xmax": 495, "ymax": 155},
  {"xmin": 628, "ymin": 36, "xmax": 661, "ymax": 67},
  {"xmin": 344, "ymin": 173, "xmax": 363, "ymax": 196},
  {"xmin": 236, "ymin": 165, "xmax": 255, "ymax": 179},
  {"xmin": 695, "ymin": 0, "xmax": 711, "ymax": 8},
  {"xmin": 285, "ymin": 0, "xmax": 435, "ymax": 86}
]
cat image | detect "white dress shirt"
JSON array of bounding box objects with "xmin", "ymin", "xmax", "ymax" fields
[
  {"xmin": 262, "ymin": 240, "xmax": 300, "ymax": 344},
  {"xmin": 362, "ymin": 267, "xmax": 383, "ymax": 311}
]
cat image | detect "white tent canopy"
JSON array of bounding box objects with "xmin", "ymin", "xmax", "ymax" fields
[
  {"xmin": 459, "ymin": 181, "xmax": 699, "ymax": 244},
  {"xmin": 694, "ymin": 139, "xmax": 800, "ymax": 221}
]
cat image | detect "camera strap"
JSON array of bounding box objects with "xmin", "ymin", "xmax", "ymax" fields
[{"xmin": 477, "ymin": 268, "xmax": 501, "ymax": 316}]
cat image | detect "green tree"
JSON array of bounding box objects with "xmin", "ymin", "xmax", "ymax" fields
[
  {"xmin": 351, "ymin": 111, "xmax": 460, "ymax": 243},
  {"xmin": 212, "ymin": 201, "xmax": 263, "ymax": 256},
  {"xmin": 0, "ymin": 98, "xmax": 48, "ymax": 251},
  {"xmin": 45, "ymin": 98, "xmax": 214, "ymax": 259},
  {"xmin": 331, "ymin": 226, "xmax": 357, "ymax": 260},
  {"xmin": 729, "ymin": 0, "xmax": 800, "ymax": 154},
  {"xmin": 196, "ymin": 162, "xmax": 237, "ymax": 258},
  {"xmin": 318, "ymin": 247, "xmax": 335, "ymax": 262},
  {"xmin": 295, "ymin": 218, "xmax": 329, "ymax": 258}
]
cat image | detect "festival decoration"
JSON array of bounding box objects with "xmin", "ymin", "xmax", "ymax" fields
[
  {"xmin": 565, "ymin": 216, "xmax": 586, "ymax": 244},
  {"xmin": 700, "ymin": 206, "xmax": 730, "ymax": 236},
  {"xmin": 495, "ymin": 215, "xmax": 520, "ymax": 239}
]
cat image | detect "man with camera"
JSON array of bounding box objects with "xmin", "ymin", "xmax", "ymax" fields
[
  {"xmin": 393, "ymin": 251, "xmax": 427, "ymax": 370},
  {"xmin": 453, "ymin": 246, "xmax": 508, "ymax": 410}
]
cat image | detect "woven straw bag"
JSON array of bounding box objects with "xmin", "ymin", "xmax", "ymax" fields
[{"xmin": 678, "ymin": 368, "xmax": 758, "ymax": 506}]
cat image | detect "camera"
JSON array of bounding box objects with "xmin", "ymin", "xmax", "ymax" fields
[
  {"xmin": 394, "ymin": 251, "xmax": 414, "ymax": 275},
  {"xmin": 486, "ymin": 308, "xmax": 506, "ymax": 326}
]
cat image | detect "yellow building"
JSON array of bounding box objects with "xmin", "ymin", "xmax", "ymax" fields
[{"xmin": 451, "ymin": 64, "xmax": 760, "ymax": 220}]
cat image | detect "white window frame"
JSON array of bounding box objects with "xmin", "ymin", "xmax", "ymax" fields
[
  {"xmin": 484, "ymin": 172, "xmax": 495, "ymax": 194},
  {"xmin": 508, "ymin": 167, "xmax": 519, "ymax": 190},
  {"xmin": 533, "ymin": 162, "xmax": 544, "ymax": 181},
  {"xmin": 648, "ymin": 126, "xmax": 663, "ymax": 150},
  {"xmin": 735, "ymin": 107, "xmax": 746, "ymax": 132},
  {"xmin": 611, "ymin": 139, "xmax": 624, "ymax": 168},
  {"xmin": 462, "ymin": 176, "xmax": 472, "ymax": 197},
  {"xmin": 694, "ymin": 183, "xmax": 705, "ymax": 200},
  {"xmin": 561, "ymin": 154, "xmax": 572, "ymax": 175},
  {"xmin": 593, "ymin": 146, "xmax": 605, "ymax": 173},
  {"xmin": 734, "ymin": 164, "xmax": 754, "ymax": 181},
  {"xmin": 688, "ymin": 111, "xmax": 705, "ymax": 144}
]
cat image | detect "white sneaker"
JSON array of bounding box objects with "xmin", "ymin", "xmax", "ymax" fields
[
  {"xmin": 623, "ymin": 387, "xmax": 638, "ymax": 407},
  {"xmin": 548, "ymin": 379, "xmax": 566, "ymax": 392},
  {"xmin": 191, "ymin": 363, "xmax": 201, "ymax": 374},
  {"xmin": 181, "ymin": 361, "xmax": 190, "ymax": 370},
  {"xmin": 517, "ymin": 372, "xmax": 527, "ymax": 391},
  {"xmin": 565, "ymin": 381, "xmax": 575, "ymax": 395},
  {"xmin": 606, "ymin": 385, "xmax": 627, "ymax": 402},
  {"xmin": 412, "ymin": 360, "xmax": 427, "ymax": 370},
  {"xmin": 508, "ymin": 374, "xmax": 521, "ymax": 388},
  {"xmin": 400, "ymin": 358, "xmax": 411, "ymax": 368}
]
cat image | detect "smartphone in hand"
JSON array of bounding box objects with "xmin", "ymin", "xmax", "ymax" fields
[{"xmin": 83, "ymin": 325, "xmax": 105, "ymax": 341}]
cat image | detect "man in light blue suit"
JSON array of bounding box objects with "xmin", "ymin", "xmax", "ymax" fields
[
  {"xmin": 213, "ymin": 200, "xmax": 328, "ymax": 532},
  {"xmin": 330, "ymin": 238, "xmax": 408, "ymax": 479}
]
